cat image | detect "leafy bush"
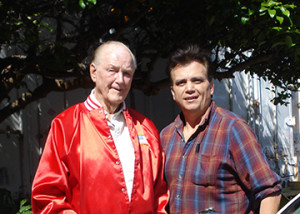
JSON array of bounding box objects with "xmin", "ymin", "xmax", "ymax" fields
[{"xmin": 16, "ymin": 199, "xmax": 32, "ymax": 214}]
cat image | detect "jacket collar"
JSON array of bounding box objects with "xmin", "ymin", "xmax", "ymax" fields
[{"xmin": 84, "ymin": 89, "xmax": 126, "ymax": 112}]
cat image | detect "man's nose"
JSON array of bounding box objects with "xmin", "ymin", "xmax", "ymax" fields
[
  {"xmin": 115, "ymin": 72, "xmax": 125, "ymax": 83},
  {"xmin": 186, "ymin": 81, "xmax": 195, "ymax": 92}
]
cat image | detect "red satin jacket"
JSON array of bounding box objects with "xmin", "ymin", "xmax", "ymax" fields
[{"xmin": 31, "ymin": 101, "xmax": 169, "ymax": 213}]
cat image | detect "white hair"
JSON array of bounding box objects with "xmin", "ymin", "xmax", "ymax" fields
[{"xmin": 91, "ymin": 41, "xmax": 137, "ymax": 70}]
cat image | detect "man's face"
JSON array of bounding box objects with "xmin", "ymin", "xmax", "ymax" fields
[
  {"xmin": 170, "ymin": 61, "xmax": 214, "ymax": 116},
  {"xmin": 90, "ymin": 44, "xmax": 135, "ymax": 113}
]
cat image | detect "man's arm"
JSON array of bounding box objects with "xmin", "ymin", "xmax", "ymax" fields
[
  {"xmin": 154, "ymin": 149, "xmax": 169, "ymax": 214},
  {"xmin": 31, "ymin": 119, "xmax": 76, "ymax": 213},
  {"xmin": 259, "ymin": 193, "xmax": 281, "ymax": 214}
]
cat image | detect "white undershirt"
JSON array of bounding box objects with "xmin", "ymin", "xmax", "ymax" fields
[{"xmin": 90, "ymin": 91, "xmax": 135, "ymax": 201}]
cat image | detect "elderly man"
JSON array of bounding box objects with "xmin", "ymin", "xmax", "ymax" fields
[
  {"xmin": 160, "ymin": 44, "xmax": 281, "ymax": 214},
  {"xmin": 31, "ymin": 41, "xmax": 168, "ymax": 213}
]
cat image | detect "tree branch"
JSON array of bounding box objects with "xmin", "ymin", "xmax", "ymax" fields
[
  {"xmin": 0, "ymin": 75, "xmax": 93, "ymax": 123},
  {"xmin": 214, "ymin": 53, "xmax": 274, "ymax": 79}
]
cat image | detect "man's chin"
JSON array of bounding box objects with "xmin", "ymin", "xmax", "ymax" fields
[{"xmin": 110, "ymin": 97, "xmax": 126, "ymax": 105}]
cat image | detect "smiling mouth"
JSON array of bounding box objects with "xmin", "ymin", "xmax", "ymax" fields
[
  {"xmin": 112, "ymin": 87, "xmax": 122, "ymax": 92},
  {"xmin": 184, "ymin": 96, "xmax": 198, "ymax": 102}
]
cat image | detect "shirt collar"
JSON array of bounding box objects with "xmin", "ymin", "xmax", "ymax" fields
[{"xmin": 175, "ymin": 101, "xmax": 216, "ymax": 132}]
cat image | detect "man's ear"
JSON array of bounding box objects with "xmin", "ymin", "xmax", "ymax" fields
[
  {"xmin": 90, "ymin": 63, "xmax": 96, "ymax": 82},
  {"xmin": 209, "ymin": 80, "xmax": 214, "ymax": 95},
  {"xmin": 170, "ymin": 86, "xmax": 176, "ymax": 101}
]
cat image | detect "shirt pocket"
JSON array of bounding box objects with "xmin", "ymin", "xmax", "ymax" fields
[{"xmin": 191, "ymin": 154, "xmax": 221, "ymax": 186}]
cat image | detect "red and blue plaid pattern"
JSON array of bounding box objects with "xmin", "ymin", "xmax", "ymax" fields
[{"xmin": 160, "ymin": 102, "xmax": 281, "ymax": 214}]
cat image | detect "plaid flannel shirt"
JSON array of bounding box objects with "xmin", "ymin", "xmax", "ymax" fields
[{"xmin": 160, "ymin": 101, "xmax": 281, "ymax": 214}]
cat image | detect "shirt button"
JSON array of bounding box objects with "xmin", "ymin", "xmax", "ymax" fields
[
  {"xmin": 122, "ymin": 188, "xmax": 126, "ymax": 192},
  {"xmin": 176, "ymin": 194, "xmax": 180, "ymax": 198},
  {"xmin": 178, "ymin": 175, "xmax": 182, "ymax": 179},
  {"xmin": 108, "ymin": 135, "xmax": 111, "ymax": 139},
  {"xmin": 116, "ymin": 161, "xmax": 120, "ymax": 165}
]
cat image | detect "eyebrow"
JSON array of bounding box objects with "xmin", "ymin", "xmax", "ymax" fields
[
  {"xmin": 191, "ymin": 76, "xmax": 206, "ymax": 81},
  {"xmin": 174, "ymin": 79, "xmax": 186, "ymax": 85},
  {"xmin": 108, "ymin": 64, "xmax": 134, "ymax": 73},
  {"xmin": 174, "ymin": 76, "xmax": 206, "ymax": 84}
]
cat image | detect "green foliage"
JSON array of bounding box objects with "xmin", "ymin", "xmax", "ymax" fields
[
  {"xmin": 16, "ymin": 199, "xmax": 32, "ymax": 214},
  {"xmin": 0, "ymin": 0, "xmax": 299, "ymax": 121},
  {"xmin": 79, "ymin": 0, "xmax": 97, "ymax": 9}
]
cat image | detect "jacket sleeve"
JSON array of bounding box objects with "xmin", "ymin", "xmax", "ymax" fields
[
  {"xmin": 154, "ymin": 147, "xmax": 169, "ymax": 214},
  {"xmin": 31, "ymin": 118, "xmax": 76, "ymax": 214},
  {"xmin": 142, "ymin": 118, "xmax": 169, "ymax": 213}
]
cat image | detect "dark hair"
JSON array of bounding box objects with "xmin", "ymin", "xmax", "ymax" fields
[{"xmin": 166, "ymin": 44, "xmax": 213, "ymax": 82}]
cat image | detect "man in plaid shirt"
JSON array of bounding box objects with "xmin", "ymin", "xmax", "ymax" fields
[{"xmin": 160, "ymin": 44, "xmax": 281, "ymax": 214}]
